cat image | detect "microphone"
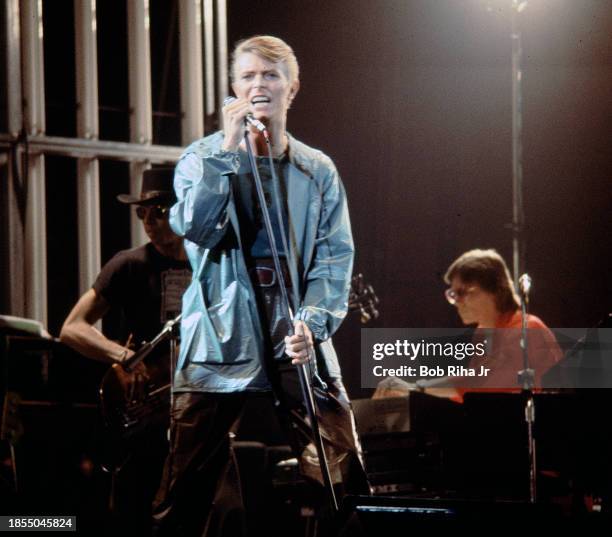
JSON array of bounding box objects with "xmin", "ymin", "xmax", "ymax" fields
[
  {"xmin": 222, "ymin": 96, "xmax": 267, "ymax": 133},
  {"xmin": 518, "ymin": 273, "xmax": 532, "ymax": 299}
]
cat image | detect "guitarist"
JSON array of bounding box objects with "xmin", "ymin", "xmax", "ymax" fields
[{"xmin": 59, "ymin": 168, "xmax": 191, "ymax": 535}]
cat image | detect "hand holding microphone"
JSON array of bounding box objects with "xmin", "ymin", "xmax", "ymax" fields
[
  {"xmin": 221, "ymin": 96, "xmax": 268, "ymax": 152},
  {"xmin": 223, "ymin": 96, "xmax": 267, "ymax": 132}
]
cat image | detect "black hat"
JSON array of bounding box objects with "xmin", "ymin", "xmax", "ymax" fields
[{"xmin": 117, "ymin": 168, "xmax": 176, "ymax": 206}]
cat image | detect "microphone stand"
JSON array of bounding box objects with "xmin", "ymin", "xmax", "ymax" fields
[
  {"xmin": 517, "ymin": 277, "xmax": 536, "ymax": 503},
  {"xmin": 243, "ymin": 127, "xmax": 339, "ymax": 513},
  {"xmin": 120, "ymin": 314, "xmax": 182, "ymax": 373}
]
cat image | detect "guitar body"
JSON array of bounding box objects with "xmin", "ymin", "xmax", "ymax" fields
[{"xmin": 98, "ymin": 351, "xmax": 172, "ymax": 468}]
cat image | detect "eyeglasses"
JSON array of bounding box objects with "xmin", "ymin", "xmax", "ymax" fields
[
  {"xmin": 135, "ymin": 205, "xmax": 169, "ymax": 220},
  {"xmin": 444, "ymin": 286, "xmax": 476, "ymax": 305}
]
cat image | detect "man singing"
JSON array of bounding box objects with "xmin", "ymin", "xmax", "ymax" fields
[{"xmin": 152, "ymin": 35, "xmax": 368, "ymax": 535}]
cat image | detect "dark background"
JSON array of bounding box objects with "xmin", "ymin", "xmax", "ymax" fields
[
  {"xmin": 229, "ymin": 0, "xmax": 612, "ymax": 396},
  {"xmin": 3, "ymin": 0, "xmax": 611, "ymax": 399}
]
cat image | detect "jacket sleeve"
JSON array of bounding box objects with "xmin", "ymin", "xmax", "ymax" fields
[
  {"xmin": 295, "ymin": 159, "xmax": 354, "ymax": 341},
  {"xmin": 169, "ymin": 146, "xmax": 240, "ymax": 249}
]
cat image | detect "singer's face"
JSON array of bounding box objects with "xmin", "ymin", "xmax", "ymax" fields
[{"xmin": 232, "ymin": 52, "xmax": 298, "ymax": 124}]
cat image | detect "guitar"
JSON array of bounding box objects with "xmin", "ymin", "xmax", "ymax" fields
[
  {"xmin": 99, "ymin": 352, "xmax": 171, "ymax": 439},
  {"xmin": 98, "ymin": 318, "xmax": 181, "ymax": 469}
]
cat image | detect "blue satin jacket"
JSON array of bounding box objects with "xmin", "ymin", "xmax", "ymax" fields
[{"xmin": 169, "ymin": 131, "xmax": 354, "ymax": 392}]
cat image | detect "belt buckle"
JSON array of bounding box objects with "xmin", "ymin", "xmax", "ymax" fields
[{"xmin": 254, "ymin": 266, "xmax": 276, "ymax": 287}]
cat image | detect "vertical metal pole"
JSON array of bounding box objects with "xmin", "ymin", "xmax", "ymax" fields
[
  {"xmin": 24, "ymin": 155, "xmax": 47, "ymax": 325},
  {"xmin": 129, "ymin": 162, "xmax": 148, "ymax": 243},
  {"xmin": 179, "ymin": 0, "xmax": 204, "ymax": 144},
  {"xmin": 215, "ymin": 0, "xmax": 228, "ymax": 125},
  {"xmin": 74, "ymin": 0, "xmax": 99, "ymax": 141},
  {"xmin": 7, "ymin": 0, "xmax": 22, "ymax": 137},
  {"xmin": 21, "ymin": 0, "xmax": 45, "ymax": 136},
  {"xmin": 74, "ymin": 0, "xmax": 101, "ymax": 296},
  {"xmin": 21, "ymin": 0, "xmax": 47, "ymax": 325},
  {"xmin": 76, "ymin": 159, "xmax": 101, "ymax": 291},
  {"xmin": 512, "ymin": 2, "xmax": 536, "ymax": 503},
  {"xmin": 520, "ymin": 289, "xmax": 537, "ymax": 503},
  {"xmin": 525, "ymin": 395, "xmax": 537, "ymax": 502},
  {"xmin": 4, "ymin": 0, "xmax": 26, "ymax": 316},
  {"xmin": 127, "ymin": 0, "xmax": 152, "ymax": 144},
  {"xmin": 511, "ymin": 0, "xmax": 524, "ymax": 289},
  {"xmin": 127, "ymin": 0, "xmax": 152, "ymax": 247},
  {"xmin": 203, "ymin": 0, "xmax": 216, "ymax": 118}
]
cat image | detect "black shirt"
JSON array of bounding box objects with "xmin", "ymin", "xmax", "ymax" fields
[
  {"xmin": 233, "ymin": 153, "xmax": 289, "ymax": 258},
  {"xmin": 93, "ymin": 242, "xmax": 191, "ymax": 346}
]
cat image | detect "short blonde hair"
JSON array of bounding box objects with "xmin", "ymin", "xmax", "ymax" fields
[{"xmin": 230, "ymin": 35, "xmax": 299, "ymax": 84}]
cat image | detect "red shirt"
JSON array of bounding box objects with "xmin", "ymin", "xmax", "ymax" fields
[{"xmin": 454, "ymin": 311, "xmax": 562, "ymax": 402}]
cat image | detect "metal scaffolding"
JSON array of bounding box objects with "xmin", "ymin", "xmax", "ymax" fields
[{"xmin": 1, "ymin": 0, "xmax": 228, "ymax": 326}]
